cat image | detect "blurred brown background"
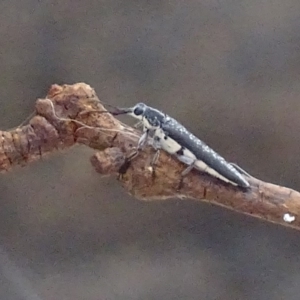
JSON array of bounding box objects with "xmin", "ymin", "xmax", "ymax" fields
[{"xmin": 0, "ymin": 1, "xmax": 300, "ymax": 299}]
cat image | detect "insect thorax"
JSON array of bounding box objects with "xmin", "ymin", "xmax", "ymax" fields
[{"xmin": 143, "ymin": 107, "xmax": 166, "ymax": 128}]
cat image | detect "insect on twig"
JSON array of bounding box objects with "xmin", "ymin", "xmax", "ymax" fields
[
  {"xmin": 42, "ymin": 98, "xmax": 251, "ymax": 189},
  {"xmin": 96, "ymin": 102, "xmax": 251, "ymax": 189}
]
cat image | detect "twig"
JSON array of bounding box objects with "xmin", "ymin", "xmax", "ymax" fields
[{"xmin": 1, "ymin": 82, "xmax": 300, "ymax": 230}]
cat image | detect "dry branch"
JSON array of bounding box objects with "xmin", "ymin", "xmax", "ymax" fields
[{"xmin": 1, "ymin": 82, "xmax": 300, "ymax": 230}]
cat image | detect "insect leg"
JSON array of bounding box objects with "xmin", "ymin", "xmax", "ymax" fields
[
  {"xmin": 118, "ymin": 158, "xmax": 132, "ymax": 178},
  {"xmin": 133, "ymin": 121, "xmax": 143, "ymax": 129},
  {"xmin": 118, "ymin": 129, "xmax": 150, "ymax": 174},
  {"xmin": 137, "ymin": 130, "xmax": 149, "ymax": 149},
  {"xmin": 174, "ymin": 150, "xmax": 197, "ymax": 190},
  {"xmin": 151, "ymin": 149, "xmax": 160, "ymax": 165},
  {"xmin": 230, "ymin": 163, "xmax": 252, "ymax": 178},
  {"xmin": 125, "ymin": 129, "xmax": 149, "ymax": 160},
  {"xmin": 177, "ymin": 162, "xmax": 196, "ymax": 190},
  {"xmin": 146, "ymin": 149, "xmax": 160, "ymax": 181},
  {"xmin": 144, "ymin": 133, "xmax": 165, "ymax": 180}
]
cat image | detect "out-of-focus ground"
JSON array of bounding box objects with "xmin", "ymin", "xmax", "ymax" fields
[{"xmin": 1, "ymin": 1, "xmax": 300, "ymax": 299}]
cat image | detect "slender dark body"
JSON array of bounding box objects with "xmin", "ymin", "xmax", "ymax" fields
[{"xmin": 114, "ymin": 103, "xmax": 250, "ymax": 188}]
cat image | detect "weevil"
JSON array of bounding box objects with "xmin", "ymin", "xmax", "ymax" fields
[
  {"xmin": 45, "ymin": 97, "xmax": 250, "ymax": 188},
  {"xmin": 111, "ymin": 103, "xmax": 250, "ymax": 189}
]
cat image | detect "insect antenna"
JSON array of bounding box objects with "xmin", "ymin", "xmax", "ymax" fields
[{"xmin": 45, "ymin": 98, "xmax": 140, "ymax": 139}]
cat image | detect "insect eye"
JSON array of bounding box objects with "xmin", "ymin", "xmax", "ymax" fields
[{"xmin": 133, "ymin": 106, "xmax": 144, "ymax": 116}]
